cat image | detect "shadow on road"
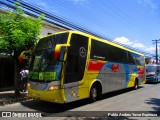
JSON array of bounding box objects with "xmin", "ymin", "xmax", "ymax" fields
[
  {"xmin": 102, "ymin": 87, "xmax": 143, "ymax": 100},
  {"xmin": 145, "ymin": 98, "xmax": 160, "ymax": 111},
  {"xmin": 20, "ymin": 87, "xmax": 143, "ymax": 118},
  {"xmin": 144, "ymin": 83, "xmax": 160, "ymax": 112}
]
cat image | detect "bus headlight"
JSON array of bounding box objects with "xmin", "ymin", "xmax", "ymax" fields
[{"xmin": 48, "ymin": 86, "xmax": 59, "ymax": 91}]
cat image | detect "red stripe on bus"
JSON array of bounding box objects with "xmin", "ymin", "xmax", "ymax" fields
[{"xmin": 88, "ymin": 60, "xmax": 104, "ymax": 71}]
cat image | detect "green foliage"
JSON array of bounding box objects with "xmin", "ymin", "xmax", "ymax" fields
[{"xmin": 0, "ymin": 2, "xmax": 44, "ymax": 57}]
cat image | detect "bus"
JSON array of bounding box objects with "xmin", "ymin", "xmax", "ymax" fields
[
  {"xmin": 146, "ymin": 64, "xmax": 160, "ymax": 83},
  {"xmin": 20, "ymin": 31, "xmax": 146, "ymax": 103}
]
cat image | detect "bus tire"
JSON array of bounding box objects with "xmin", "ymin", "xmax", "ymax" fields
[
  {"xmin": 134, "ymin": 79, "xmax": 139, "ymax": 90},
  {"xmin": 89, "ymin": 86, "xmax": 98, "ymax": 102}
]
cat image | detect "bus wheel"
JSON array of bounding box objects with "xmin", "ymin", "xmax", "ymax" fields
[
  {"xmin": 89, "ymin": 86, "xmax": 98, "ymax": 102},
  {"xmin": 134, "ymin": 79, "xmax": 139, "ymax": 90}
]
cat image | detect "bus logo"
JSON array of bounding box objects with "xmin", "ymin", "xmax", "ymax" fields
[{"xmin": 79, "ymin": 47, "xmax": 86, "ymax": 58}]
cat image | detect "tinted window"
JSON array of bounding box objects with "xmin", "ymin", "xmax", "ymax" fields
[
  {"xmin": 90, "ymin": 40, "xmax": 108, "ymax": 60},
  {"xmin": 107, "ymin": 45, "xmax": 117, "ymax": 62},
  {"xmin": 136, "ymin": 55, "xmax": 145, "ymax": 66},
  {"xmin": 65, "ymin": 34, "xmax": 88, "ymax": 83},
  {"xmin": 108, "ymin": 46, "xmax": 128, "ymax": 63},
  {"xmin": 35, "ymin": 33, "xmax": 68, "ymax": 50},
  {"xmin": 91, "ymin": 39, "xmax": 128, "ymax": 63},
  {"xmin": 90, "ymin": 39, "xmax": 145, "ymax": 65},
  {"xmin": 118, "ymin": 49, "xmax": 128, "ymax": 63},
  {"xmin": 128, "ymin": 52, "xmax": 136, "ymax": 64},
  {"xmin": 129, "ymin": 52, "xmax": 144, "ymax": 65}
]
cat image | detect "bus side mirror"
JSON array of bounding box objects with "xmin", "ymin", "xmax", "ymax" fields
[
  {"xmin": 19, "ymin": 50, "xmax": 32, "ymax": 62},
  {"xmin": 19, "ymin": 51, "xmax": 25, "ymax": 62},
  {"xmin": 54, "ymin": 44, "xmax": 70, "ymax": 60}
]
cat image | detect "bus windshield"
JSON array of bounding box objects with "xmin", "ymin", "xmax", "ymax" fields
[
  {"xmin": 146, "ymin": 66, "xmax": 157, "ymax": 72},
  {"xmin": 29, "ymin": 32, "xmax": 68, "ymax": 82}
]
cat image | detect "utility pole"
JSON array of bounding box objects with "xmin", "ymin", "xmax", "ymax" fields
[{"xmin": 152, "ymin": 39, "xmax": 160, "ymax": 64}]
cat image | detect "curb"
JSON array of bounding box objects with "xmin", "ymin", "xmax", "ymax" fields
[
  {"xmin": 0, "ymin": 97, "xmax": 33, "ymax": 106},
  {"xmin": 0, "ymin": 100, "xmax": 6, "ymax": 106}
]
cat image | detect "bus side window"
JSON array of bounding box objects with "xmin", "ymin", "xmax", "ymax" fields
[
  {"xmin": 65, "ymin": 51, "xmax": 79, "ymax": 83},
  {"xmin": 128, "ymin": 52, "xmax": 135, "ymax": 64},
  {"xmin": 65, "ymin": 34, "xmax": 88, "ymax": 83},
  {"xmin": 66, "ymin": 53, "xmax": 79, "ymax": 73}
]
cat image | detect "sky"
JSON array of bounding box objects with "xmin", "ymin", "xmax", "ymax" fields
[{"xmin": 2, "ymin": 0, "xmax": 160, "ymax": 56}]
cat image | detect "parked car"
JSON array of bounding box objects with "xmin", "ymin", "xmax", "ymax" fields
[{"xmin": 146, "ymin": 64, "xmax": 160, "ymax": 83}]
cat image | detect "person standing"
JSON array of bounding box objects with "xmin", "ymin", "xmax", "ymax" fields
[{"xmin": 20, "ymin": 66, "xmax": 29, "ymax": 92}]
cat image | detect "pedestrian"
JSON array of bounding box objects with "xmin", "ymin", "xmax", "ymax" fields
[{"xmin": 20, "ymin": 66, "xmax": 29, "ymax": 92}]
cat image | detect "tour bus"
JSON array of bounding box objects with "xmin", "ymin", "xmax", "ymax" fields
[
  {"xmin": 20, "ymin": 31, "xmax": 146, "ymax": 103},
  {"xmin": 146, "ymin": 64, "xmax": 160, "ymax": 83}
]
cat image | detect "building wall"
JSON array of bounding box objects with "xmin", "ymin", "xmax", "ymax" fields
[{"xmin": 41, "ymin": 23, "xmax": 67, "ymax": 37}]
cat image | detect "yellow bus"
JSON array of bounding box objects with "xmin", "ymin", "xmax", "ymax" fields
[{"xmin": 21, "ymin": 31, "xmax": 146, "ymax": 103}]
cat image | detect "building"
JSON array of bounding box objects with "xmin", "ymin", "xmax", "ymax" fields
[{"xmin": 41, "ymin": 22, "xmax": 67, "ymax": 36}]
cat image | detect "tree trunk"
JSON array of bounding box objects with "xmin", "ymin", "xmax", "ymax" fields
[{"xmin": 14, "ymin": 58, "xmax": 20, "ymax": 97}]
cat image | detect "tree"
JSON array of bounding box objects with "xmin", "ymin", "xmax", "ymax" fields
[
  {"xmin": 0, "ymin": 2, "xmax": 44, "ymax": 95},
  {"xmin": 0, "ymin": 2, "xmax": 44, "ymax": 57}
]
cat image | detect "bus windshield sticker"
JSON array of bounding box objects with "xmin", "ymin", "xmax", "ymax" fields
[{"xmin": 29, "ymin": 72, "xmax": 56, "ymax": 80}]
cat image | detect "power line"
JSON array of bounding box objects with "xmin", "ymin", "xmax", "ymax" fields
[
  {"xmin": 54, "ymin": 0, "xmax": 114, "ymax": 40},
  {"xmin": 1, "ymin": 0, "xmax": 154, "ymax": 57},
  {"xmin": 5, "ymin": 0, "xmax": 115, "ymax": 40}
]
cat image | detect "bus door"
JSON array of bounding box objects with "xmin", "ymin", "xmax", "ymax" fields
[{"xmin": 64, "ymin": 33, "xmax": 88, "ymax": 102}]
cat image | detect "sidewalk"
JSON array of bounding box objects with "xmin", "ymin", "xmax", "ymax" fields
[{"xmin": 0, "ymin": 90, "xmax": 33, "ymax": 106}]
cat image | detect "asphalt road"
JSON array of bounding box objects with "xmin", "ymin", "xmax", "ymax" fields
[{"xmin": 1, "ymin": 83, "xmax": 160, "ymax": 120}]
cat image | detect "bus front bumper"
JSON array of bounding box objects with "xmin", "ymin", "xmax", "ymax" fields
[
  {"xmin": 146, "ymin": 78, "xmax": 157, "ymax": 83},
  {"xmin": 28, "ymin": 87, "xmax": 65, "ymax": 104}
]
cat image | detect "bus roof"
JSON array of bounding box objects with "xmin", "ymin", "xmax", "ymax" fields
[
  {"xmin": 40, "ymin": 30, "xmax": 144, "ymax": 56},
  {"xmin": 69, "ymin": 31, "xmax": 144, "ymax": 56}
]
